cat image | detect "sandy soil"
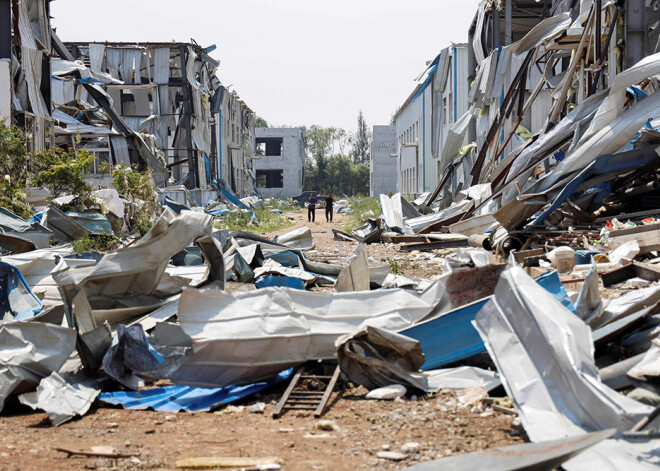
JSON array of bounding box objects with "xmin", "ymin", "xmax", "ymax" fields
[
  {"xmin": 0, "ymin": 386, "xmax": 520, "ymax": 471},
  {"xmin": 0, "ymin": 211, "xmax": 520, "ymax": 471}
]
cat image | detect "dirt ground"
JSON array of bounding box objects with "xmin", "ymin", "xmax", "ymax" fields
[
  {"xmin": 0, "ymin": 385, "xmax": 520, "ymax": 471},
  {"xmin": 267, "ymin": 210, "xmax": 448, "ymax": 280},
  {"xmin": 0, "ymin": 210, "xmax": 521, "ymax": 471}
]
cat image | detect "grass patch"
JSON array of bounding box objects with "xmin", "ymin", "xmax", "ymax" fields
[
  {"xmin": 214, "ymin": 205, "xmax": 296, "ymax": 233},
  {"xmin": 342, "ymin": 196, "xmax": 382, "ymax": 233}
]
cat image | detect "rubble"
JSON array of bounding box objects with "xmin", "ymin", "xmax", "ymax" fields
[{"xmin": 3, "ymin": 0, "xmax": 660, "ymax": 469}]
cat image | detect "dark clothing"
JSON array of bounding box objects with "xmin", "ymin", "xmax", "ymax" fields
[
  {"xmin": 325, "ymin": 196, "xmax": 334, "ymax": 222},
  {"xmin": 324, "ymin": 196, "xmax": 334, "ymax": 209},
  {"xmin": 308, "ymin": 196, "xmax": 317, "ymax": 222}
]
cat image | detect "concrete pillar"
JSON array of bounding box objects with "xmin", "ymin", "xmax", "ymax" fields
[{"xmin": 505, "ymin": 0, "xmax": 512, "ymax": 45}]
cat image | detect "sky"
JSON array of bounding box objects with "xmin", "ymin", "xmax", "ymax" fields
[{"xmin": 51, "ymin": 0, "xmax": 479, "ymax": 133}]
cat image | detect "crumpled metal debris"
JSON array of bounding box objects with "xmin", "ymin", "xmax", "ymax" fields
[{"xmin": 0, "ymin": 321, "xmax": 76, "ymax": 412}]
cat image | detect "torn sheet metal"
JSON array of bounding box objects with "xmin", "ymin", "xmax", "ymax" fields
[
  {"xmin": 173, "ymin": 281, "xmax": 449, "ymax": 388},
  {"xmin": 628, "ymin": 339, "xmax": 660, "ymax": 381},
  {"xmin": 403, "ymin": 429, "xmax": 615, "ymax": 471},
  {"xmin": 103, "ymin": 324, "xmax": 190, "ymax": 390},
  {"xmin": 0, "ymin": 261, "xmax": 44, "ymax": 320},
  {"xmin": 0, "ymin": 207, "xmax": 52, "ymax": 249},
  {"xmin": 42, "ymin": 206, "xmax": 88, "ymax": 242},
  {"xmin": 53, "ymin": 210, "xmax": 218, "ymax": 369},
  {"xmin": 99, "ymin": 369, "xmax": 292, "ymax": 412},
  {"xmin": 575, "ymin": 261, "xmax": 604, "ymax": 325},
  {"xmin": 0, "ymin": 233, "xmax": 37, "ymax": 254},
  {"xmin": 336, "ymin": 325, "xmax": 499, "ymax": 393},
  {"xmin": 253, "ymin": 259, "xmax": 318, "ymax": 286},
  {"xmin": 582, "ymin": 52, "xmax": 660, "ymax": 144},
  {"xmin": 19, "ymin": 372, "xmax": 100, "ymax": 426},
  {"xmin": 380, "ymin": 194, "xmax": 418, "ymax": 234},
  {"xmin": 0, "ymin": 321, "xmax": 76, "ymax": 411},
  {"xmin": 351, "ymin": 219, "xmax": 383, "ymax": 244},
  {"xmin": 334, "ymin": 244, "xmax": 370, "ymax": 292},
  {"xmin": 474, "ymin": 267, "xmax": 655, "ymax": 471},
  {"xmin": 399, "ymin": 298, "xmax": 489, "ymax": 370},
  {"xmin": 507, "ymin": 12, "xmax": 571, "ymax": 55},
  {"xmin": 272, "ymin": 226, "xmax": 314, "ymax": 251},
  {"xmin": 539, "ymin": 91, "xmax": 660, "ymax": 192}
]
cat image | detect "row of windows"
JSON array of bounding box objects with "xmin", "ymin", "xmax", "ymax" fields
[
  {"xmin": 398, "ymin": 118, "xmax": 421, "ymax": 149},
  {"xmin": 401, "ymin": 167, "xmax": 416, "ymax": 194}
]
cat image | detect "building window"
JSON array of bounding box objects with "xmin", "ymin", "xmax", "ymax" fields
[
  {"xmin": 256, "ymin": 169, "xmax": 284, "ymax": 188},
  {"xmin": 255, "ymin": 137, "xmax": 283, "ymax": 156}
]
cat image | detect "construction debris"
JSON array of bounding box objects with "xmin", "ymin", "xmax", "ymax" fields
[{"xmin": 3, "ymin": 1, "xmax": 660, "ymax": 469}]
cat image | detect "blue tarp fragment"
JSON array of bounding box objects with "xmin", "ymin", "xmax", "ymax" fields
[
  {"xmin": 28, "ymin": 212, "xmax": 44, "ymax": 225},
  {"xmin": 98, "ymin": 368, "xmax": 293, "ymax": 412},
  {"xmin": 255, "ymin": 275, "xmax": 306, "ymax": 290},
  {"xmin": 206, "ymin": 208, "xmax": 230, "ymax": 216},
  {"xmin": 0, "ymin": 261, "xmax": 43, "ymax": 320}
]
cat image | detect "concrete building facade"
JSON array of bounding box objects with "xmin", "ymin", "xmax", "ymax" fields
[
  {"xmin": 369, "ymin": 125, "xmax": 397, "ymax": 197},
  {"xmin": 254, "ymin": 127, "xmax": 305, "ymax": 198}
]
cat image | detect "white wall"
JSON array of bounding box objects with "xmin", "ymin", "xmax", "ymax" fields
[{"xmin": 0, "ymin": 60, "xmax": 11, "ymax": 126}]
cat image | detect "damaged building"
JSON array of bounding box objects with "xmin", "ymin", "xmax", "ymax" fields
[
  {"xmin": 1, "ymin": 1, "xmax": 258, "ymax": 204},
  {"xmin": 254, "ymin": 127, "xmax": 305, "ymax": 198},
  {"xmin": 393, "ymin": 43, "xmax": 469, "ymax": 197}
]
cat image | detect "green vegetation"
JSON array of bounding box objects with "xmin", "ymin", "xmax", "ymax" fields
[
  {"xmin": 32, "ymin": 147, "xmax": 95, "ymax": 199},
  {"xmin": 342, "ymin": 196, "xmax": 382, "ymax": 232},
  {"xmin": 71, "ymin": 233, "xmax": 118, "ymax": 253},
  {"xmin": 108, "ymin": 164, "xmax": 158, "ymax": 235},
  {"xmin": 214, "ymin": 200, "xmax": 297, "ymax": 233},
  {"xmin": 0, "ymin": 123, "xmax": 31, "ymax": 218},
  {"xmin": 382, "ymin": 257, "xmax": 404, "ymax": 275}
]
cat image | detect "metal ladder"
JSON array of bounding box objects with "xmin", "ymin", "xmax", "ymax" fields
[{"xmin": 272, "ymin": 362, "xmax": 341, "ymax": 418}]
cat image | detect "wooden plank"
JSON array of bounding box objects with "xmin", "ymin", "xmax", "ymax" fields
[
  {"xmin": 272, "ymin": 365, "xmax": 305, "ymax": 419},
  {"xmin": 176, "ymin": 457, "xmax": 281, "ymax": 469},
  {"xmin": 400, "ymin": 240, "xmax": 469, "ymax": 252},
  {"xmin": 314, "ymin": 366, "xmax": 341, "ymax": 418}
]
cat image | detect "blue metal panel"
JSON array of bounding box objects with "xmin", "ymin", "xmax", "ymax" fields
[
  {"xmin": 400, "ymin": 298, "xmax": 489, "ymax": 370},
  {"xmin": 255, "ymin": 275, "xmax": 306, "ymax": 290},
  {"xmin": 534, "ymin": 270, "xmax": 575, "ymax": 313},
  {"xmin": 265, "ymin": 251, "xmax": 304, "ymax": 269},
  {"xmin": 98, "ymin": 368, "xmax": 292, "ymax": 412}
]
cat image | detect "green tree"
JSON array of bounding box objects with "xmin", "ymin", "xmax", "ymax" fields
[
  {"xmin": 255, "ymin": 116, "xmax": 269, "ymax": 128},
  {"xmin": 351, "ymin": 111, "xmax": 371, "ymax": 165}
]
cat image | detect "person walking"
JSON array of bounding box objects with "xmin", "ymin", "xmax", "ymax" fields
[
  {"xmin": 325, "ymin": 193, "xmax": 334, "ymax": 222},
  {"xmin": 307, "ymin": 193, "xmax": 317, "ymax": 222}
]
